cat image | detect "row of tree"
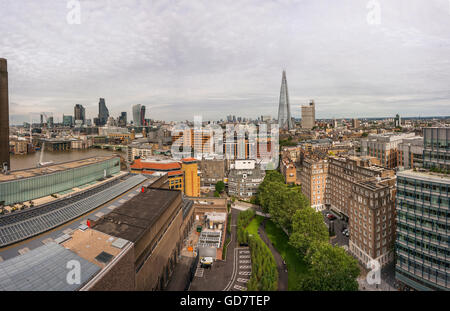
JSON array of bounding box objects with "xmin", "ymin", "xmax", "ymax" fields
[
  {"xmin": 236, "ymin": 210, "xmax": 278, "ymax": 291},
  {"xmin": 256, "ymin": 170, "xmax": 309, "ymax": 233},
  {"xmin": 256, "ymin": 170, "xmax": 360, "ymax": 291}
]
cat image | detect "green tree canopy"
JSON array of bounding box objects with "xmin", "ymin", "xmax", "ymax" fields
[
  {"xmin": 296, "ymin": 241, "xmax": 360, "ymax": 291},
  {"xmin": 289, "ymin": 207, "xmax": 329, "ymax": 256},
  {"xmin": 215, "ymin": 180, "xmax": 225, "ymax": 193}
]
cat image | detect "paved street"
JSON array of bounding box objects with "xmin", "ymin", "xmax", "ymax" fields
[
  {"xmin": 189, "ymin": 208, "xmax": 241, "ymax": 291},
  {"xmin": 321, "ymin": 210, "xmax": 349, "ymax": 248}
]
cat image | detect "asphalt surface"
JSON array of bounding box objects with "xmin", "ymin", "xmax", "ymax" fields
[
  {"xmin": 322, "ymin": 210, "xmax": 349, "ymax": 248},
  {"xmin": 259, "ymin": 218, "xmax": 288, "ymax": 291},
  {"xmin": 189, "ymin": 208, "xmax": 240, "ymax": 291}
]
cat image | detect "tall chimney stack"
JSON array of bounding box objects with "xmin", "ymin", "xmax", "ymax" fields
[{"xmin": 0, "ymin": 58, "xmax": 10, "ymax": 172}]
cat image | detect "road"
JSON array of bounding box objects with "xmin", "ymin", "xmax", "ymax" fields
[
  {"xmin": 322, "ymin": 210, "xmax": 349, "ymax": 248},
  {"xmin": 189, "ymin": 208, "xmax": 241, "ymax": 291}
]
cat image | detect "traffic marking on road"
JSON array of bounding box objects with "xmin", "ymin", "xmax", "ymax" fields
[
  {"xmin": 239, "ymin": 265, "xmax": 251, "ymax": 269},
  {"xmin": 239, "ymin": 271, "xmax": 251, "ymax": 275},
  {"xmin": 233, "ymin": 285, "xmax": 246, "ymax": 291},
  {"xmin": 237, "ymin": 278, "xmax": 249, "ymax": 283},
  {"xmin": 240, "ymin": 255, "xmax": 250, "ymax": 258},
  {"xmin": 239, "ymin": 260, "xmax": 251, "ymax": 264}
]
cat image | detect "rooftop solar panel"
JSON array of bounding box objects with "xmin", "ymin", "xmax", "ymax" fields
[{"xmin": 0, "ymin": 175, "xmax": 148, "ymax": 247}]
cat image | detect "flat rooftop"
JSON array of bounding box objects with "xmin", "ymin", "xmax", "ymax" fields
[
  {"xmin": 92, "ymin": 188, "xmax": 180, "ymax": 242},
  {"xmin": 62, "ymin": 228, "xmax": 131, "ymax": 269},
  {"xmin": 397, "ymin": 169, "xmax": 450, "ymax": 183},
  {"xmin": 0, "ymin": 156, "xmax": 118, "ymax": 182}
]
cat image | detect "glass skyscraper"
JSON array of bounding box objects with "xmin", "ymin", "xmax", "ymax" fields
[{"xmin": 277, "ymin": 70, "xmax": 293, "ymax": 130}]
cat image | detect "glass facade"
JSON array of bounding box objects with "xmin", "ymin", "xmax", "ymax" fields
[
  {"xmin": 0, "ymin": 157, "xmax": 120, "ymax": 205},
  {"xmin": 423, "ymin": 127, "xmax": 450, "ymax": 171},
  {"xmin": 395, "ymin": 172, "xmax": 449, "ymax": 290}
]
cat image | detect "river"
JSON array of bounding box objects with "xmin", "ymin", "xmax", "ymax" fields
[{"xmin": 10, "ymin": 148, "xmax": 126, "ymax": 171}]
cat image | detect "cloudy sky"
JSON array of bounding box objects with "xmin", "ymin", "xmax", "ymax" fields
[{"xmin": 1, "ymin": 0, "xmax": 450, "ymax": 124}]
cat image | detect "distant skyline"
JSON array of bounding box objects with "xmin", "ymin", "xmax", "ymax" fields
[{"xmin": 2, "ymin": 0, "xmax": 450, "ymax": 124}]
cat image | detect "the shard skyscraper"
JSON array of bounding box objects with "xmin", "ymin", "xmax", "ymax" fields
[{"xmin": 277, "ymin": 70, "xmax": 293, "ymax": 130}]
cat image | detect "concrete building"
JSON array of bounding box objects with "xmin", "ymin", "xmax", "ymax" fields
[
  {"xmin": 361, "ymin": 132, "xmax": 417, "ymax": 169},
  {"xmin": 395, "ymin": 169, "xmax": 449, "ymax": 290},
  {"xmin": 397, "ymin": 136, "xmax": 424, "ymax": 169},
  {"xmin": 127, "ymin": 142, "xmax": 154, "ymax": 163},
  {"xmin": 198, "ymin": 158, "xmax": 226, "ymax": 188},
  {"xmin": 301, "ymin": 100, "xmax": 315, "ymax": 129},
  {"xmin": 0, "ymin": 58, "xmax": 10, "ymax": 172},
  {"xmin": 228, "ymin": 160, "xmax": 265, "ymax": 199},
  {"xmin": 352, "ymin": 118, "xmax": 360, "ymax": 129},
  {"xmin": 87, "ymin": 187, "xmax": 195, "ymax": 290}
]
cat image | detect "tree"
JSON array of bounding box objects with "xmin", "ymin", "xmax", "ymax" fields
[
  {"xmin": 296, "ymin": 242, "xmax": 360, "ymax": 291},
  {"xmin": 289, "ymin": 207, "xmax": 329, "ymax": 256},
  {"xmin": 215, "ymin": 180, "xmax": 225, "ymax": 193},
  {"xmin": 214, "ymin": 190, "xmax": 220, "ymax": 197}
]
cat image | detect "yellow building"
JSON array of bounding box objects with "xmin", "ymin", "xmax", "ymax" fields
[{"xmin": 181, "ymin": 158, "xmax": 200, "ymax": 197}]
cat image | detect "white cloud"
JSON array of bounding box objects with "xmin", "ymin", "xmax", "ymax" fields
[{"xmin": 1, "ymin": 0, "xmax": 449, "ymax": 124}]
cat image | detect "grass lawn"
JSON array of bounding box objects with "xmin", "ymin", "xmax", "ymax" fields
[
  {"xmin": 245, "ymin": 215, "xmax": 264, "ymax": 236},
  {"xmin": 264, "ymin": 219, "xmax": 310, "ymax": 290}
]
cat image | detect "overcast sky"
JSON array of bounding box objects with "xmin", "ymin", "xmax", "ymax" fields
[{"xmin": 1, "ymin": 0, "xmax": 450, "ymax": 124}]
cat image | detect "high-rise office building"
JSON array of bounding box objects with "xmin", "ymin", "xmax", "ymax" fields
[
  {"xmin": 74, "ymin": 104, "xmax": 86, "ymax": 125},
  {"xmin": 118, "ymin": 112, "xmax": 127, "ymax": 127},
  {"xmin": 395, "ymin": 127, "xmax": 449, "ymax": 291},
  {"xmin": 132, "ymin": 104, "xmax": 146, "ymax": 127},
  {"xmin": 352, "ymin": 118, "xmax": 360, "ymax": 129},
  {"xmin": 395, "ymin": 114, "xmax": 402, "ymax": 127},
  {"xmin": 301, "ymin": 100, "xmax": 315, "ymax": 129},
  {"xmin": 98, "ymin": 98, "xmax": 109, "ymax": 126},
  {"xmin": 277, "ymin": 70, "xmax": 293, "ymax": 130},
  {"xmin": 63, "ymin": 115, "xmax": 73, "ymax": 127},
  {"xmin": 0, "ymin": 58, "xmax": 10, "ymax": 171}
]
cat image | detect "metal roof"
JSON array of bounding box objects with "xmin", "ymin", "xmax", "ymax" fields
[
  {"xmin": 0, "ymin": 174, "xmax": 148, "ymax": 247},
  {"xmin": 0, "ymin": 242, "xmax": 100, "ymax": 291}
]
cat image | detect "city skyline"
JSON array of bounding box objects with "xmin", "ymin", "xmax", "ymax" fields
[{"xmin": 2, "ymin": 1, "xmax": 450, "ymax": 124}]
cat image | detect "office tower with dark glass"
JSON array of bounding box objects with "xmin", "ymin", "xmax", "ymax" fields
[
  {"xmin": 132, "ymin": 104, "xmax": 146, "ymax": 127},
  {"xmin": 0, "ymin": 58, "xmax": 10, "ymax": 172},
  {"xmin": 98, "ymin": 98, "xmax": 109, "ymax": 126},
  {"xmin": 395, "ymin": 127, "xmax": 449, "ymax": 291},
  {"xmin": 74, "ymin": 104, "xmax": 86, "ymax": 125},
  {"xmin": 277, "ymin": 70, "xmax": 293, "ymax": 130}
]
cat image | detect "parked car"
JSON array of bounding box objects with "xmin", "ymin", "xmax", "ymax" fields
[{"xmin": 326, "ymin": 213, "xmax": 336, "ymax": 220}]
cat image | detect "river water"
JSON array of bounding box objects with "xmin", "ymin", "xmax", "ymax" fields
[{"xmin": 10, "ymin": 149, "xmax": 126, "ymax": 171}]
